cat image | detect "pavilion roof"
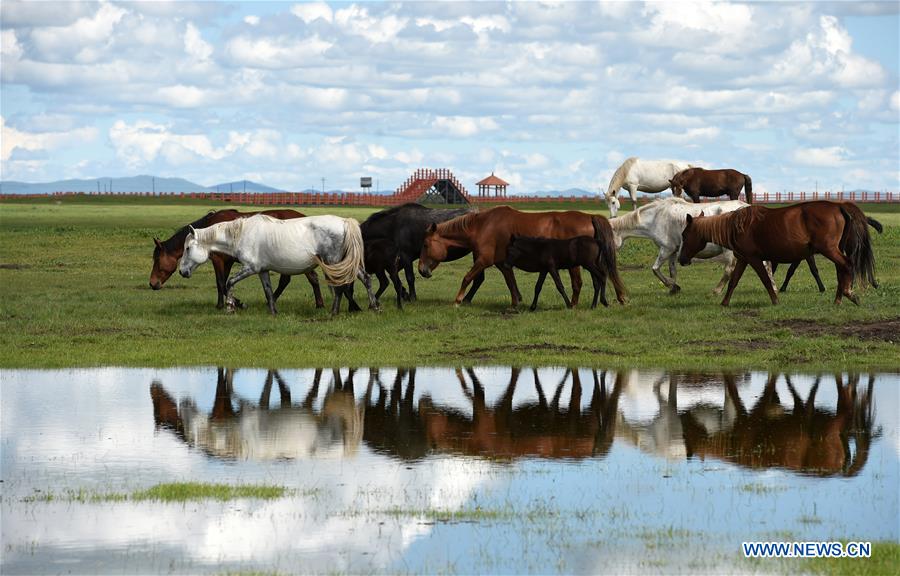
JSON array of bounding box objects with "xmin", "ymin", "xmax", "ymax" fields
[{"xmin": 476, "ymin": 173, "xmax": 509, "ymax": 186}]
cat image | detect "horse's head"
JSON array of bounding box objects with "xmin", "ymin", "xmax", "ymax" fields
[
  {"xmin": 179, "ymin": 227, "xmax": 209, "ymax": 278},
  {"xmin": 418, "ymin": 223, "xmax": 446, "ymax": 278},
  {"xmin": 150, "ymin": 237, "xmax": 178, "ymax": 290},
  {"xmin": 606, "ymin": 194, "xmax": 620, "ymax": 217},
  {"xmin": 678, "ymin": 212, "xmax": 706, "ymax": 266},
  {"xmin": 669, "ymin": 175, "xmax": 685, "ymax": 197}
]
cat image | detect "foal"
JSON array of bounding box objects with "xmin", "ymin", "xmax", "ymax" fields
[
  {"xmin": 364, "ymin": 238, "xmax": 407, "ymax": 309},
  {"xmin": 504, "ymin": 218, "xmax": 626, "ymax": 311}
]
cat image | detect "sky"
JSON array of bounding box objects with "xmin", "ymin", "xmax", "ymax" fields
[{"xmin": 1, "ymin": 1, "xmax": 898, "ymax": 195}]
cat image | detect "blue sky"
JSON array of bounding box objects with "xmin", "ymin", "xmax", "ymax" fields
[{"xmin": 1, "ymin": 1, "xmax": 898, "ymax": 194}]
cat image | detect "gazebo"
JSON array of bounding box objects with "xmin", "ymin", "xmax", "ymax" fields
[{"xmin": 476, "ymin": 172, "xmax": 509, "ymax": 198}]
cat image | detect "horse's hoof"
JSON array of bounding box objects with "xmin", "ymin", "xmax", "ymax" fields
[{"xmin": 668, "ymin": 285, "xmax": 681, "ymax": 295}]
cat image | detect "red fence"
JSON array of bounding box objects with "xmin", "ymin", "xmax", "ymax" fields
[{"xmin": 0, "ymin": 190, "xmax": 897, "ymax": 205}]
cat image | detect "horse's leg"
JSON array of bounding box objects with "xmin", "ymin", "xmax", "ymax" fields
[
  {"xmin": 530, "ymin": 271, "xmax": 547, "ymax": 311},
  {"xmin": 549, "ymin": 267, "xmax": 573, "ymax": 309},
  {"xmin": 819, "ymin": 246, "xmax": 856, "ymax": 305},
  {"xmin": 454, "ymin": 261, "xmax": 491, "ymax": 306},
  {"xmin": 400, "ymin": 254, "xmax": 416, "ymax": 301},
  {"xmin": 224, "ymin": 265, "xmax": 259, "ymax": 312},
  {"xmin": 462, "ymin": 268, "xmax": 486, "ymax": 304},
  {"xmin": 330, "ymin": 285, "xmax": 343, "ymax": 316},
  {"xmin": 374, "ymin": 270, "xmax": 389, "ymax": 300},
  {"xmin": 627, "ymin": 184, "xmax": 638, "ymax": 212},
  {"xmin": 271, "ymin": 274, "xmax": 291, "ymax": 306},
  {"xmin": 806, "ymin": 256, "xmax": 826, "ymax": 293},
  {"xmin": 651, "ymin": 247, "xmax": 676, "ymax": 289},
  {"xmin": 357, "ymin": 268, "xmax": 380, "ymax": 310},
  {"xmin": 498, "ymin": 264, "xmax": 522, "ymax": 308},
  {"xmin": 389, "ymin": 263, "xmax": 405, "ymax": 310},
  {"xmin": 720, "ymin": 259, "xmax": 747, "ymax": 307},
  {"xmin": 778, "ymin": 261, "xmax": 800, "ymax": 293},
  {"xmin": 713, "ymin": 253, "xmax": 735, "ymax": 295},
  {"xmin": 303, "ymin": 270, "xmax": 325, "ymax": 308},
  {"xmin": 586, "ymin": 264, "xmax": 603, "ymax": 309},
  {"xmin": 747, "ymin": 257, "xmax": 779, "ymax": 305},
  {"xmin": 258, "ymin": 271, "xmax": 277, "ymax": 315},
  {"xmin": 341, "ymin": 282, "xmax": 364, "ymax": 312},
  {"xmin": 215, "ymin": 256, "xmax": 245, "ymax": 309},
  {"xmin": 667, "ymin": 253, "xmax": 680, "ymax": 294},
  {"xmin": 568, "ymin": 267, "xmax": 582, "ymax": 307}
]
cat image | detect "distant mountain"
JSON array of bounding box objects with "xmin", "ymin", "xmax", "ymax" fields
[
  {"xmin": 518, "ymin": 188, "xmax": 597, "ymax": 197},
  {"xmin": 1, "ymin": 175, "xmax": 279, "ymax": 195},
  {"xmin": 210, "ymin": 180, "xmax": 284, "ymax": 193}
]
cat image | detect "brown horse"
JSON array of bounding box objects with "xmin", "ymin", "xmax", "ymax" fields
[
  {"xmin": 678, "ymin": 201, "xmax": 878, "ymax": 306},
  {"xmin": 419, "ymin": 206, "xmax": 624, "ymax": 307},
  {"xmin": 150, "ymin": 209, "xmax": 324, "ymax": 310},
  {"xmin": 669, "ymin": 167, "xmax": 752, "ymax": 204}
]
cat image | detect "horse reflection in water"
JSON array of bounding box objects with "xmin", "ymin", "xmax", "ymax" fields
[
  {"xmin": 415, "ymin": 368, "xmax": 624, "ymax": 459},
  {"xmin": 150, "ymin": 368, "xmax": 364, "ymax": 460},
  {"xmin": 680, "ymin": 373, "xmax": 878, "ymax": 476}
]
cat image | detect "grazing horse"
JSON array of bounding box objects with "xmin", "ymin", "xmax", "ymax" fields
[
  {"xmin": 679, "ymin": 202, "xmax": 879, "ymax": 306},
  {"xmin": 504, "ymin": 217, "xmax": 626, "ymax": 310},
  {"xmin": 609, "ymin": 197, "xmax": 823, "ymax": 295},
  {"xmin": 150, "ymin": 209, "xmax": 324, "ymax": 310},
  {"xmin": 361, "ymin": 203, "xmax": 473, "ymax": 302},
  {"xmin": 179, "ymin": 214, "xmax": 378, "ymax": 315},
  {"xmin": 419, "ymin": 206, "xmax": 625, "ymax": 307},
  {"xmin": 669, "ymin": 167, "xmax": 753, "ymax": 204},
  {"xmin": 605, "ymin": 157, "xmax": 693, "ymax": 216}
]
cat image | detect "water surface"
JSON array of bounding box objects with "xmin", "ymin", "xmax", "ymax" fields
[{"xmin": 2, "ymin": 367, "xmax": 897, "ymax": 574}]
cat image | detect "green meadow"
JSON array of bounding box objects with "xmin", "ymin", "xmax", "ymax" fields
[{"xmin": 0, "ymin": 196, "xmax": 897, "ymax": 369}]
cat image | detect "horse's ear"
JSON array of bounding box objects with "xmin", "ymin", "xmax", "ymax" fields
[
  {"xmin": 685, "ymin": 214, "xmax": 693, "ymax": 226},
  {"xmin": 427, "ymin": 222, "xmax": 437, "ymax": 233},
  {"xmin": 188, "ymin": 225, "xmax": 196, "ymax": 235},
  {"xmin": 153, "ymin": 237, "xmax": 162, "ymax": 248},
  {"xmin": 698, "ymin": 211, "xmax": 705, "ymax": 218}
]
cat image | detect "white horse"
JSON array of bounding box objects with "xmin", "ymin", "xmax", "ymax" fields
[
  {"xmin": 605, "ymin": 157, "xmax": 694, "ymax": 216},
  {"xmin": 609, "ymin": 197, "xmax": 749, "ymax": 294},
  {"xmin": 179, "ymin": 214, "xmax": 378, "ymax": 315}
]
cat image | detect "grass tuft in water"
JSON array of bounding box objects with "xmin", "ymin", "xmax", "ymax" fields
[{"xmin": 131, "ymin": 482, "xmax": 287, "ymax": 502}]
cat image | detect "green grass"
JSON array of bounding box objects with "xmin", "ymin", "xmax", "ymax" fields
[
  {"xmin": 21, "ymin": 482, "xmax": 289, "ymax": 503},
  {"xmin": 1, "ymin": 198, "xmax": 898, "ymax": 369}
]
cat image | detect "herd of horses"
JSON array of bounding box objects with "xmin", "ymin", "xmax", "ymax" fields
[
  {"xmin": 150, "ymin": 367, "xmax": 878, "ymax": 477},
  {"xmin": 149, "ymin": 157, "xmax": 883, "ymax": 312}
]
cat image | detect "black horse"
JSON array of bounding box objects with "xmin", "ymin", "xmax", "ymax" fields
[{"xmin": 360, "ymin": 203, "xmax": 484, "ymax": 303}]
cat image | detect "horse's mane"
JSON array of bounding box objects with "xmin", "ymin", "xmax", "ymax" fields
[
  {"xmin": 363, "ymin": 203, "xmax": 425, "ymax": 224},
  {"xmin": 693, "ymin": 207, "xmax": 754, "ymax": 248},
  {"xmin": 436, "ymin": 210, "xmax": 480, "ymax": 236},
  {"xmin": 606, "ymin": 157, "xmax": 638, "ymax": 198},
  {"xmin": 161, "ymin": 210, "xmax": 234, "ymax": 251},
  {"xmin": 196, "ymin": 216, "xmax": 245, "ymax": 245}
]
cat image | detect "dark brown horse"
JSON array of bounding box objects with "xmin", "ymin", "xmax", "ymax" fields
[
  {"xmin": 669, "ymin": 167, "xmax": 752, "ymax": 204},
  {"xmin": 419, "ymin": 206, "xmax": 624, "ymax": 307},
  {"xmin": 678, "ymin": 201, "xmax": 878, "ymax": 306},
  {"xmin": 150, "ymin": 209, "xmax": 324, "ymax": 310},
  {"xmin": 504, "ymin": 218, "xmax": 626, "ymax": 310}
]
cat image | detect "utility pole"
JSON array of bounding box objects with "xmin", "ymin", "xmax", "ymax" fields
[
  {"xmin": 152, "ymin": 177, "xmax": 155, "ymax": 195},
  {"xmin": 321, "ymin": 177, "xmax": 326, "ymax": 194},
  {"xmin": 243, "ymin": 180, "xmax": 246, "ymax": 193}
]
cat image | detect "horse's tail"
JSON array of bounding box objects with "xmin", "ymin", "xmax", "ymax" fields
[
  {"xmin": 592, "ymin": 216, "xmax": 628, "ymax": 304},
  {"xmin": 866, "ymin": 216, "xmax": 883, "ymax": 234},
  {"xmin": 743, "ymin": 173, "xmax": 753, "ymax": 204},
  {"xmin": 839, "ymin": 204, "xmax": 877, "ymax": 290},
  {"xmin": 606, "ymin": 157, "xmax": 637, "ymax": 199},
  {"xmin": 314, "ymin": 218, "xmax": 365, "ymax": 286}
]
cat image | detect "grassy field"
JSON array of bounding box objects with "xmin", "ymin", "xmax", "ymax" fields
[{"xmin": 0, "ymin": 197, "xmax": 897, "ymax": 369}]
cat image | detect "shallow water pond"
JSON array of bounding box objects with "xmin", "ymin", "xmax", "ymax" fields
[{"xmin": 2, "ymin": 367, "xmax": 897, "ymax": 574}]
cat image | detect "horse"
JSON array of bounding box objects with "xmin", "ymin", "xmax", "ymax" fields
[
  {"xmin": 178, "ymin": 214, "xmax": 378, "ymax": 315},
  {"xmin": 364, "ymin": 237, "xmax": 407, "ymax": 309},
  {"xmin": 360, "ymin": 203, "xmax": 473, "ymax": 302},
  {"xmin": 678, "ymin": 201, "xmax": 879, "ymax": 306},
  {"xmin": 150, "ymin": 209, "xmax": 324, "ymax": 310},
  {"xmin": 609, "ymin": 197, "xmax": 824, "ymax": 295},
  {"xmin": 605, "ymin": 157, "xmax": 693, "ymax": 216},
  {"xmin": 504, "ymin": 217, "xmax": 626, "ymax": 310},
  {"xmin": 419, "ymin": 206, "xmax": 626, "ymax": 307},
  {"xmin": 669, "ymin": 167, "xmax": 753, "ymax": 204},
  {"xmin": 772, "ymin": 212, "xmax": 882, "ymax": 293}
]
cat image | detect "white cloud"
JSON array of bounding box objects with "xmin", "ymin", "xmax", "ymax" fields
[
  {"xmin": 291, "ymin": 2, "xmax": 334, "ymax": 24},
  {"xmin": 184, "ymin": 23, "xmax": 213, "ymax": 61},
  {"xmin": 1, "ymin": 116, "xmax": 97, "ymax": 161},
  {"xmin": 29, "ymin": 3, "xmax": 126, "ymax": 63},
  {"xmin": 243, "ymin": 15, "xmax": 260, "ymax": 26},
  {"xmin": 224, "ymin": 34, "xmax": 332, "ymax": 68},
  {"xmin": 334, "ymin": 5, "xmax": 408, "ymax": 43},
  {"xmin": 792, "ymin": 146, "xmax": 851, "ymax": 167},
  {"xmin": 891, "ymin": 91, "xmax": 900, "ymax": 113},
  {"xmin": 432, "ymin": 116, "xmax": 499, "ymax": 137},
  {"xmin": 108, "ymin": 120, "xmax": 248, "ymax": 168}
]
